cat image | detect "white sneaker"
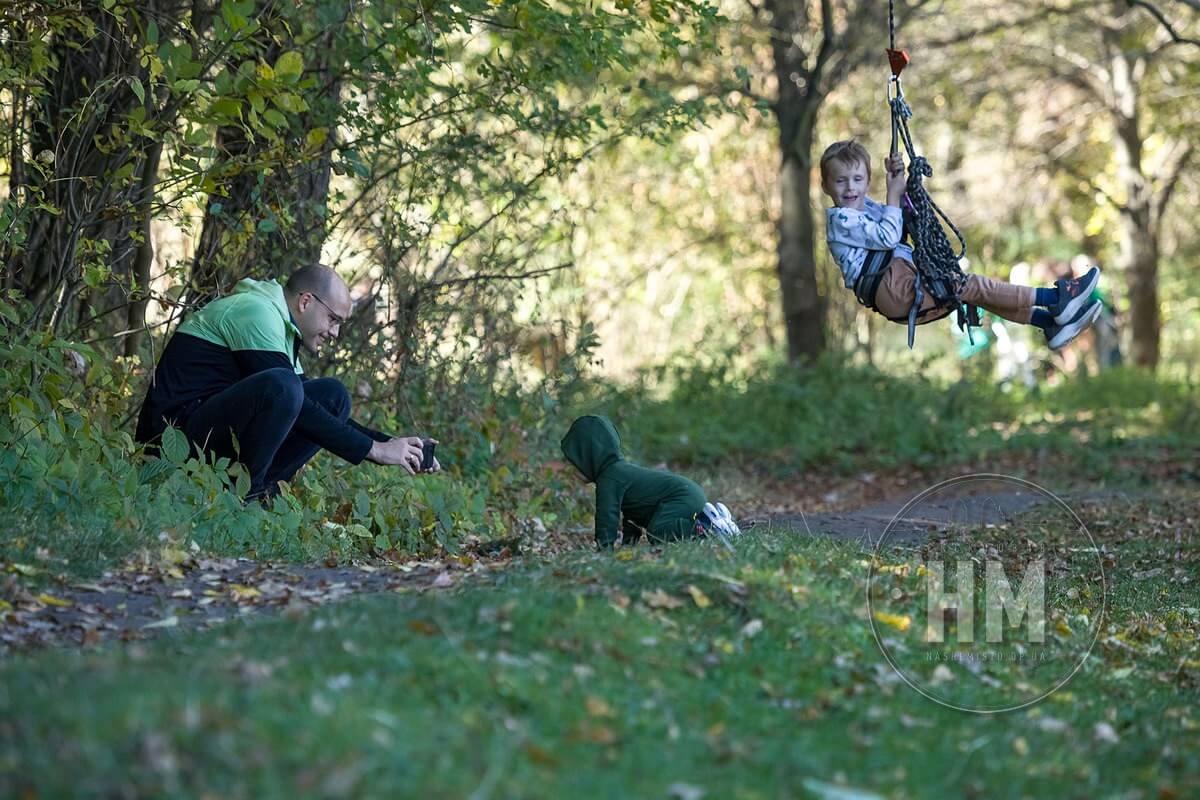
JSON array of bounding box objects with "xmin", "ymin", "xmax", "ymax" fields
[
  {"xmin": 699, "ymin": 502, "xmax": 737, "ymax": 550},
  {"xmin": 714, "ymin": 502, "xmax": 742, "ymax": 536}
]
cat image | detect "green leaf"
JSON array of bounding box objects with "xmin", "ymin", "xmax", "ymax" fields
[
  {"xmin": 130, "ymin": 77, "xmax": 145, "ymax": 106},
  {"xmin": 138, "ymin": 457, "xmax": 176, "ymax": 485},
  {"xmin": 210, "ymin": 97, "xmax": 242, "ymax": 120},
  {"xmin": 257, "ymin": 218, "xmax": 278, "ymax": 233},
  {"xmin": 306, "ymin": 128, "xmax": 328, "ymax": 148},
  {"xmin": 161, "ymin": 426, "xmax": 190, "ymax": 465},
  {"xmin": 234, "ymin": 466, "xmax": 250, "ymax": 497},
  {"xmin": 270, "ymin": 92, "xmax": 306, "ymax": 113},
  {"xmin": 354, "ymin": 489, "xmax": 370, "ymax": 521},
  {"xmin": 262, "ymin": 108, "xmax": 288, "ymax": 129},
  {"xmin": 274, "ymin": 51, "xmax": 304, "ymax": 83}
]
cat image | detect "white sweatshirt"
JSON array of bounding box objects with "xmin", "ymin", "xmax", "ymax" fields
[{"xmin": 825, "ymin": 197, "xmax": 911, "ymax": 288}]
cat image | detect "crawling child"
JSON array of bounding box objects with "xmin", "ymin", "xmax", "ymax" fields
[{"xmin": 560, "ymin": 415, "xmax": 740, "ymax": 549}]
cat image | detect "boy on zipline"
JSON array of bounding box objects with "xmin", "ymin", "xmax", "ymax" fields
[{"xmin": 820, "ymin": 139, "xmax": 1101, "ymax": 350}]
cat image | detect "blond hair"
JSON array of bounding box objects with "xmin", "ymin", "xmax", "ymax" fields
[{"xmin": 819, "ymin": 140, "xmax": 872, "ymax": 189}]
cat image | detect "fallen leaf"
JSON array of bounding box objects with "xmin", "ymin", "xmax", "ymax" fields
[
  {"xmin": 929, "ymin": 665, "xmax": 955, "ymax": 685},
  {"xmin": 143, "ymin": 616, "xmax": 179, "ymax": 630},
  {"xmin": 523, "ymin": 743, "xmax": 559, "ymax": 766},
  {"xmin": 686, "ymin": 585, "xmax": 711, "ymax": 609},
  {"xmin": 642, "ymin": 589, "xmax": 684, "ymax": 610},
  {"xmin": 873, "ymin": 611, "xmax": 911, "ymax": 632},
  {"xmin": 576, "ymin": 725, "xmax": 618, "ymax": 745},
  {"xmin": 432, "ymin": 571, "xmax": 454, "ymax": 588},
  {"xmin": 1093, "ymin": 722, "xmax": 1120, "ymax": 744},
  {"xmin": 230, "ymin": 584, "xmax": 261, "ymax": 601},
  {"xmin": 407, "ymin": 619, "xmax": 439, "ymax": 635},
  {"xmin": 801, "ymin": 777, "xmax": 884, "ymax": 800},
  {"xmin": 740, "ymin": 619, "xmax": 763, "ymax": 638},
  {"xmin": 36, "ymin": 593, "xmax": 72, "ymax": 608},
  {"xmin": 1036, "ymin": 717, "xmax": 1069, "ymax": 733},
  {"xmin": 585, "ymin": 696, "xmax": 615, "ymax": 718},
  {"xmin": 667, "ymin": 782, "xmax": 705, "ymax": 800}
]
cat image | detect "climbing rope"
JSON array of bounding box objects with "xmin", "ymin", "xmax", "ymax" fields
[{"xmin": 885, "ymin": 0, "xmax": 979, "ymax": 346}]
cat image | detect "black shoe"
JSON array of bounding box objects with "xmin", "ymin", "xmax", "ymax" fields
[
  {"xmin": 1047, "ymin": 298, "xmax": 1102, "ymax": 350},
  {"xmin": 1052, "ymin": 267, "xmax": 1100, "ymax": 325}
]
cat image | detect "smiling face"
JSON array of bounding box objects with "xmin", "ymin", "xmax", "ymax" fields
[
  {"xmin": 823, "ymin": 158, "xmax": 870, "ymax": 211},
  {"xmin": 293, "ymin": 280, "xmax": 351, "ymax": 354}
]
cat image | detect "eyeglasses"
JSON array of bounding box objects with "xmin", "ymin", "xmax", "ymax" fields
[{"xmin": 308, "ymin": 292, "xmax": 346, "ymax": 326}]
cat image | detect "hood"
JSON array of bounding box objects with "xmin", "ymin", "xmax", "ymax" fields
[
  {"xmin": 560, "ymin": 415, "xmax": 623, "ymax": 482},
  {"xmin": 233, "ymin": 278, "xmax": 300, "ymax": 337}
]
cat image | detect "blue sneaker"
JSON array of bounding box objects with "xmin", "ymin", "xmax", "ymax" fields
[
  {"xmin": 1052, "ymin": 267, "xmax": 1101, "ymax": 325},
  {"xmin": 1047, "ymin": 298, "xmax": 1102, "ymax": 350}
]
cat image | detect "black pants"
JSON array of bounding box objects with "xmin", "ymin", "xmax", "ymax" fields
[{"xmin": 182, "ymin": 368, "xmax": 350, "ymax": 497}]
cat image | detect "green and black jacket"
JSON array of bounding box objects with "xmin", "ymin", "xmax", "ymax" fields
[{"xmin": 134, "ymin": 278, "xmax": 387, "ymax": 463}]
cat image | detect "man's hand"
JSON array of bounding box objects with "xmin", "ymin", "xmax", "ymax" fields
[
  {"xmin": 366, "ymin": 436, "xmax": 425, "ymax": 474},
  {"xmin": 885, "ymin": 152, "xmax": 906, "ymax": 206}
]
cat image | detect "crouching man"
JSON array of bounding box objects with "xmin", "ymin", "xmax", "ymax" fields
[{"xmin": 135, "ymin": 264, "xmax": 438, "ymax": 499}]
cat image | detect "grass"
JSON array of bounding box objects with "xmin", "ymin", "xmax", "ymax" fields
[
  {"xmin": 2, "ymin": 493, "xmax": 1196, "ymax": 798},
  {"xmin": 592, "ymin": 362, "xmax": 1199, "ymax": 483}
]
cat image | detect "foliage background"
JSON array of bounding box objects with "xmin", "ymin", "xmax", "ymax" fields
[{"xmin": 1, "ymin": 0, "xmax": 1198, "ymax": 568}]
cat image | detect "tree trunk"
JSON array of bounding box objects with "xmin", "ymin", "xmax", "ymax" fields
[
  {"xmin": 1109, "ymin": 44, "xmax": 1159, "ymax": 369},
  {"xmin": 5, "ymin": 3, "xmax": 176, "ymax": 338},
  {"xmin": 776, "ymin": 123, "xmax": 826, "ymax": 362},
  {"xmin": 124, "ymin": 140, "xmax": 165, "ymax": 358},
  {"xmin": 768, "ymin": 0, "xmax": 827, "ymax": 363}
]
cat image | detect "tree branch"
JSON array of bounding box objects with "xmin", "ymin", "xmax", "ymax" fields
[
  {"xmin": 922, "ymin": 2, "xmax": 1096, "ymax": 49},
  {"xmin": 1126, "ymin": 0, "xmax": 1200, "ymax": 49},
  {"xmin": 1154, "ymin": 141, "xmax": 1195, "ymax": 221}
]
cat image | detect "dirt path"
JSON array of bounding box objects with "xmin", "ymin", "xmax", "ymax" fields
[
  {"xmin": 1, "ymin": 482, "xmax": 1123, "ymax": 653},
  {"xmin": 0, "ymin": 550, "xmax": 516, "ymax": 652}
]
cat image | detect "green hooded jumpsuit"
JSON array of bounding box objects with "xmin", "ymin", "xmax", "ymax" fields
[{"xmin": 560, "ymin": 415, "xmax": 707, "ymax": 548}]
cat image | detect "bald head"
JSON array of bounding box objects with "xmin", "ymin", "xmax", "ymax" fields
[
  {"xmin": 286, "ymin": 264, "xmax": 345, "ymax": 299},
  {"xmin": 284, "ymin": 264, "xmax": 352, "ymax": 354}
]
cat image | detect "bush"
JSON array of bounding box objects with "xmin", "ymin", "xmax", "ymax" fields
[
  {"xmin": 576, "ymin": 353, "xmax": 1018, "ymax": 474},
  {"xmin": 0, "ymin": 294, "xmax": 588, "ymax": 575}
]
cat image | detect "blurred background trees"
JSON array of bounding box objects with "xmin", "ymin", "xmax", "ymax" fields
[{"xmin": 2, "ymin": 0, "xmax": 1197, "ymax": 391}]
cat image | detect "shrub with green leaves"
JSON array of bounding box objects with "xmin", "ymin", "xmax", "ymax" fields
[{"xmin": 0, "ymin": 294, "xmax": 589, "ymax": 575}]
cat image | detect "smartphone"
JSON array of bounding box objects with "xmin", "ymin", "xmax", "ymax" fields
[{"xmin": 420, "ymin": 439, "xmax": 437, "ymax": 472}]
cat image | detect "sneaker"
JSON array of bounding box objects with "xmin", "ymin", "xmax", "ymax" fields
[
  {"xmin": 698, "ymin": 502, "xmax": 740, "ymax": 550},
  {"xmin": 1046, "ymin": 298, "xmax": 1102, "ymax": 350},
  {"xmin": 714, "ymin": 502, "xmax": 742, "ymax": 536},
  {"xmin": 1052, "ymin": 267, "xmax": 1101, "ymax": 325}
]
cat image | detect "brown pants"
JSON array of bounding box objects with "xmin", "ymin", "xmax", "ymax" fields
[{"xmin": 873, "ymin": 258, "xmax": 1035, "ymax": 325}]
